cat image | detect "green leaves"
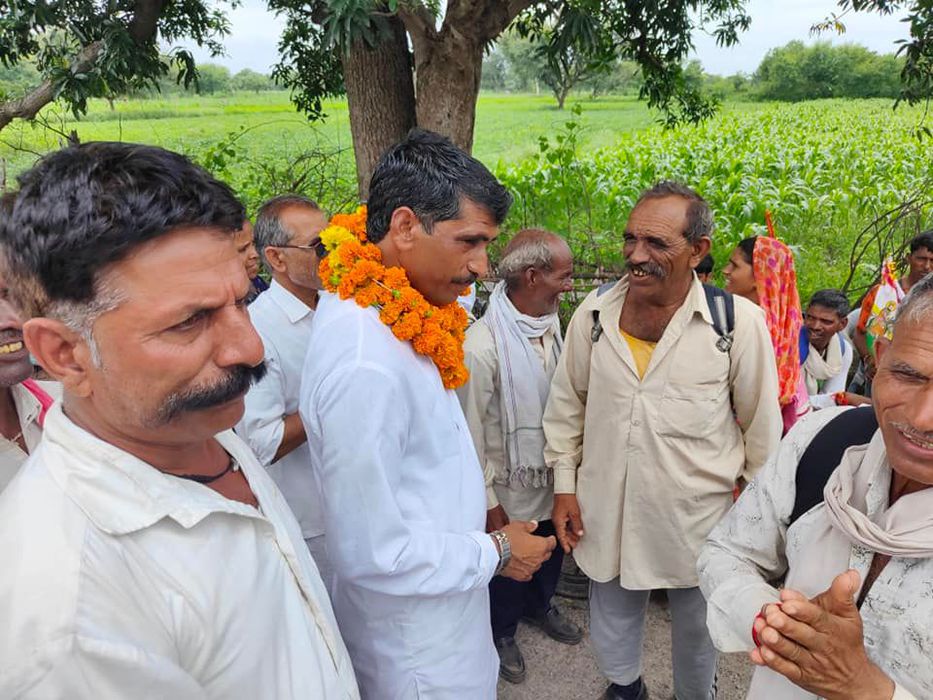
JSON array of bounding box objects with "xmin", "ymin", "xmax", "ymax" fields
[{"xmin": 497, "ymin": 99, "xmax": 933, "ymax": 300}]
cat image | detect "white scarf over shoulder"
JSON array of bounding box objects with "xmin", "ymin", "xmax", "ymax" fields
[
  {"xmin": 803, "ymin": 333, "xmax": 844, "ymax": 395},
  {"xmin": 749, "ymin": 430, "xmax": 933, "ymax": 699},
  {"xmin": 484, "ymin": 281, "xmax": 562, "ymax": 488}
]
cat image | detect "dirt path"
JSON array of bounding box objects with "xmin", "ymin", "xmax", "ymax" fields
[{"xmin": 497, "ymin": 595, "xmax": 753, "ymax": 700}]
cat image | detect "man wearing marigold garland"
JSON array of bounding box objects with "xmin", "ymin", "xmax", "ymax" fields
[
  {"xmin": 457, "ymin": 229, "xmax": 582, "ymax": 685},
  {"xmin": 299, "ymin": 129, "xmax": 557, "ymax": 699}
]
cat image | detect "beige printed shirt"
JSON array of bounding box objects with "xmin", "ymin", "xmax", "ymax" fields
[{"xmin": 543, "ymin": 275, "xmax": 782, "ymax": 587}]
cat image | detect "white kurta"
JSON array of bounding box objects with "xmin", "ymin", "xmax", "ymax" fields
[
  {"xmin": 0, "ymin": 403, "xmax": 359, "ymax": 699},
  {"xmin": 299, "ymin": 292, "xmax": 500, "ymax": 699}
]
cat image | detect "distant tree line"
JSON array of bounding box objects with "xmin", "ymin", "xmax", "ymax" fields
[
  {"xmin": 0, "ymin": 62, "xmax": 277, "ymax": 103},
  {"xmin": 482, "ymin": 37, "xmax": 906, "ymax": 106}
]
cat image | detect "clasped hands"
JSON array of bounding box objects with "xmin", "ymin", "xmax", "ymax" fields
[
  {"xmin": 751, "ymin": 569, "xmax": 895, "ymax": 700},
  {"xmin": 486, "ymin": 505, "xmax": 557, "ymax": 582}
]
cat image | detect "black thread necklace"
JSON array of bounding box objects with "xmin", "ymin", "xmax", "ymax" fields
[{"xmin": 170, "ymin": 456, "xmax": 239, "ymax": 484}]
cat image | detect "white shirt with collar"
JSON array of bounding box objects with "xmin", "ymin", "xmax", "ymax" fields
[
  {"xmin": 0, "ymin": 403, "xmax": 359, "ymax": 699},
  {"xmin": 0, "ymin": 380, "xmax": 61, "ymax": 493},
  {"xmin": 299, "ymin": 292, "xmax": 500, "ymax": 699},
  {"xmin": 238, "ymin": 279, "xmax": 324, "ymax": 540}
]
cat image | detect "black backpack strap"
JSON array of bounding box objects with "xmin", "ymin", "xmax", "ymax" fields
[
  {"xmin": 703, "ymin": 284, "xmax": 735, "ymax": 354},
  {"xmin": 590, "ymin": 280, "xmax": 617, "ymax": 343},
  {"xmin": 789, "ymin": 407, "xmax": 879, "ymax": 526}
]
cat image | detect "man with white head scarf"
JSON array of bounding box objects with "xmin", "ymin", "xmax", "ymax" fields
[{"xmin": 458, "ymin": 229, "xmax": 582, "ymax": 685}]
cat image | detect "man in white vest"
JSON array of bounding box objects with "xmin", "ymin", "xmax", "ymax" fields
[{"xmin": 458, "ymin": 229, "xmax": 582, "ymax": 684}]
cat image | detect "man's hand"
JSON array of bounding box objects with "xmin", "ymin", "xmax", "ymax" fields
[
  {"xmin": 842, "ymin": 392, "xmax": 872, "ymax": 407},
  {"xmin": 498, "ymin": 521, "xmax": 556, "ymax": 582},
  {"xmin": 485, "ymin": 505, "xmax": 509, "ymax": 533},
  {"xmin": 553, "ymin": 493, "xmax": 584, "ymax": 554},
  {"xmin": 750, "ymin": 570, "xmax": 895, "ymax": 700}
]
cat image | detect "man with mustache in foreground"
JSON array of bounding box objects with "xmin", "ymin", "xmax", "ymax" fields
[
  {"xmin": 0, "ymin": 143, "xmax": 359, "ymax": 699},
  {"xmin": 544, "ymin": 181, "xmax": 782, "ymax": 700}
]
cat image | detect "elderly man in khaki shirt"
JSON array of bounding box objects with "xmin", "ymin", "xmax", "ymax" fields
[{"xmin": 543, "ymin": 181, "xmax": 782, "ymax": 700}]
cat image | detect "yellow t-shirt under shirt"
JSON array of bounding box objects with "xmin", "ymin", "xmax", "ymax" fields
[{"xmin": 620, "ymin": 329, "xmax": 657, "ymax": 380}]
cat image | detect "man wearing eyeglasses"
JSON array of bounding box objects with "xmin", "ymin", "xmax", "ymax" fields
[{"xmin": 236, "ymin": 194, "xmax": 334, "ymax": 588}]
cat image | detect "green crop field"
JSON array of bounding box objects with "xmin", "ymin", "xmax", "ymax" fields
[
  {"xmin": 0, "ymin": 91, "xmax": 664, "ymax": 180},
  {"xmin": 1, "ymin": 91, "xmax": 930, "ymax": 301}
]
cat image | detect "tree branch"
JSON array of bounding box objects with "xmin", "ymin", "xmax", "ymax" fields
[
  {"xmin": 397, "ymin": 3, "xmax": 437, "ymax": 42},
  {"xmin": 127, "ymin": 0, "xmax": 166, "ymax": 42},
  {"xmin": 0, "ymin": 41, "xmax": 102, "ymax": 132},
  {"xmin": 0, "ymin": 0, "xmax": 166, "ymax": 133}
]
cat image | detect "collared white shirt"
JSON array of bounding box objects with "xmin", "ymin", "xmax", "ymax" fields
[
  {"xmin": 299, "ymin": 292, "xmax": 500, "ymax": 699},
  {"xmin": 238, "ymin": 280, "xmax": 323, "ymax": 539},
  {"xmin": 458, "ymin": 317, "xmax": 557, "ymax": 522},
  {"xmin": 699, "ymin": 408, "xmax": 926, "ymax": 700},
  {"xmin": 0, "ymin": 380, "xmax": 60, "ymax": 493},
  {"xmin": 544, "ymin": 275, "xmax": 782, "ymax": 587},
  {"xmin": 0, "ymin": 403, "xmax": 359, "ymax": 699}
]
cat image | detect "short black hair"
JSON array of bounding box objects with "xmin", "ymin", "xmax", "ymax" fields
[
  {"xmin": 634, "ymin": 181, "xmax": 714, "ymax": 243},
  {"xmin": 365, "ymin": 128, "xmax": 513, "ymax": 244},
  {"xmin": 0, "ymin": 142, "xmax": 244, "ymax": 314},
  {"xmin": 909, "ymin": 230, "xmax": 933, "ymax": 254},
  {"xmin": 695, "ymin": 253, "xmax": 714, "ymax": 275},
  {"xmin": 808, "ymin": 289, "xmax": 850, "ymax": 319}
]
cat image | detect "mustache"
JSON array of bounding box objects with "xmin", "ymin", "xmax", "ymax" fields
[
  {"xmin": 625, "ymin": 260, "xmax": 665, "ymax": 278},
  {"xmin": 891, "ymin": 421, "xmax": 933, "ymax": 443},
  {"xmin": 452, "ymin": 274, "xmax": 478, "ymax": 286},
  {"xmin": 156, "ymin": 362, "xmax": 267, "ymax": 425}
]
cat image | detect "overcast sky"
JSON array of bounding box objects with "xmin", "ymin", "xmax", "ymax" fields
[{"xmin": 174, "ymin": 0, "xmax": 911, "ymax": 76}]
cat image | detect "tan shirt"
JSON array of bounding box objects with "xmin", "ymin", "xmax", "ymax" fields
[
  {"xmin": 0, "ymin": 381, "xmax": 61, "ymax": 494},
  {"xmin": 543, "ymin": 276, "xmax": 782, "ymax": 587},
  {"xmin": 459, "ymin": 318, "xmax": 556, "ymax": 522}
]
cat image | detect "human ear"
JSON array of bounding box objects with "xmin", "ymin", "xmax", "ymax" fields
[
  {"xmin": 23, "ymin": 318, "xmax": 95, "ymax": 398},
  {"xmin": 387, "ymin": 207, "xmax": 421, "ymax": 254},
  {"xmin": 263, "ymin": 247, "xmax": 287, "ymax": 274},
  {"xmin": 690, "ymin": 237, "xmax": 712, "ymax": 267}
]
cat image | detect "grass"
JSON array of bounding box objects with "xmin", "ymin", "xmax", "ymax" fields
[{"xmin": 1, "ymin": 91, "xmax": 685, "ymax": 182}]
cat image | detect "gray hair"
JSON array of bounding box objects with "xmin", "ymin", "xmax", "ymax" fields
[
  {"xmin": 45, "ymin": 279, "xmax": 125, "ymax": 368},
  {"xmin": 634, "ymin": 180, "xmax": 714, "ymax": 243},
  {"xmin": 497, "ymin": 229, "xmax": 565, "ymax": 292},
  {"xmin": 896, "ymin": 271, "xmax": 933, "ymax": 327},
  {"xmin": 253, "ymin": 194, "xmax": 321, "ymax": 273}
]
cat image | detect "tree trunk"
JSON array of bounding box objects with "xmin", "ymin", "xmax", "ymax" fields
[
  {"xmin": 556, "ymin": 88, "xmax": 567, "ymax": 110},
  {"xmin": 413, "ymin": 27, "xmax": 485, "ymax": 153},
  {"xmin": 342, "ymin": 15, "xmax": 416, "ymax": 199}
]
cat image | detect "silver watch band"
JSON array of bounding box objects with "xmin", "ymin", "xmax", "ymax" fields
[{"xmin": 491, "ymin": 529, "xmax": 511, "ymax": 575}]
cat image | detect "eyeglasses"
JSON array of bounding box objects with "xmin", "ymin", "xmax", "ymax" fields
[{"xmin": 273, "ymin": 239, "xmax": 326, "ymax": 257}]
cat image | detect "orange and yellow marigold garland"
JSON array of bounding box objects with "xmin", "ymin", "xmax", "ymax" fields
[{"xmin": 318, "ymin": 205, "xmax": 470, "ymax": 390}]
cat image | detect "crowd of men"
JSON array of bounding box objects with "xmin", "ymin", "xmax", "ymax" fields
[{"xmin": 0, "ymin": 132, "xmax": 930, "ymax": 700}]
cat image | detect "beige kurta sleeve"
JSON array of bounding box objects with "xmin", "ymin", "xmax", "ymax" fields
[
  {"xmin": 458, "ymin": 322, "xmax": 501, "ymax": 510},
  {"xmin": 543, "ymin": 290, "xmax": 597, "ymax": 495},
  {"xmin": 728, "ymin": 297, "xmax": 783, "ymax": 480}
]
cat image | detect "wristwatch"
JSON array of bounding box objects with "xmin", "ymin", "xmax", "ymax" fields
[{"xmin": 491, "ymin": 529, "xmax": 511, "ymax": 575}]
